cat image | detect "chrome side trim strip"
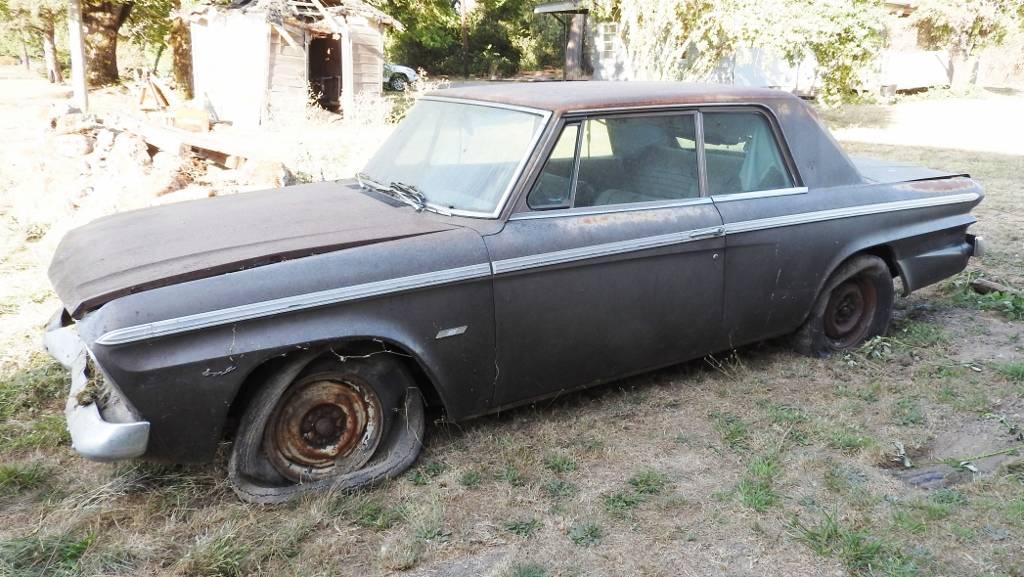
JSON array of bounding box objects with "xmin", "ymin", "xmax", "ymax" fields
[
  {"xmin": 97, "ymin": 192, "xmax": 979, "ymax": 346},
  {"xmin": 96, "ymin": 263, "xmax": 493, "ymax": 346},
  {"xmin": 724, "ymin": 192, "xmax": 980, "ymax": 235},
  {"xmin": 491, "ymin": 225, "xmax": 724, "ymax": 274},
  {"xmin": 508, "ymin": 197, "xmax": 712, "ymax": 221},
  {"xmin": 711, "ymin": 187, "xmax": 808, "ymax": 203}
]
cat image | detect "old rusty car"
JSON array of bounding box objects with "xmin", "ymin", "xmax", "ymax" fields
[{"xmin": 44, "ymin": 82, "xmax": 985, "ymax": 502}]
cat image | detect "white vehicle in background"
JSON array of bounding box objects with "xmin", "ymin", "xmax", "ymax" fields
[{"xmin": 384, "ymin": 64, "xmax": 418, "ymax": 91}]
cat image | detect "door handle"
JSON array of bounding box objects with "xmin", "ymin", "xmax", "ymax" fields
[{"xmin": 689, "ymin": 226, "xmax": 725, "ymax": 240}]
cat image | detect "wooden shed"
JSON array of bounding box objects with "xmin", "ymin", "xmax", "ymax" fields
[{"xmin": 189, "ymin": 0, "xmax": 400, "ymax": 126}]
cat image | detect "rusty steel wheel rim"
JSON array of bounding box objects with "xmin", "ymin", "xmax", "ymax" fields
[
  {"xmin": 264, "ymin": 372, "xmax": 383, "ymax": 483},
  {"xmin": 824, "ymin": 276, "xmax": 877, "ymax": 349}
]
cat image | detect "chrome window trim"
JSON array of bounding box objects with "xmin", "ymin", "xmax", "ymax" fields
[
  {"xmin": 509, "ymin": 197, "xmax": 713, "ymax": 221},
  {"xmin": 393, "ymin": 96, "xmax": 553, "ymax": 220},
  {"xmin": 711, "ymin": 187, "xmax": 809, "ymax": 203},
  {"xmin": 97, "ymin": 192, "xmax": 980, "ymax": 346},
  {"xmin": 95, "ymin": 263, "xmax": 493, "ymax": 346}
]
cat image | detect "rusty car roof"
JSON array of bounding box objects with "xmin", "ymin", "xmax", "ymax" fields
[{"xmin": 429, "ymin": 81, "xmax": 796, "ymax": 113}]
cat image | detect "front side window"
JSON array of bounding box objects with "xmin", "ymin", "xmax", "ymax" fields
[
  {"xmin": 527, "ymin": 123, "xmax": 579, "ymax": 209},
  {"xmin": 361, "ymin": 99, "xmax": 545, "ymax": 215},
  {"xmin": 575, "ymin": 114, "xmax": 700, "ymax": 207},
  {"xmin": 702, "ymin": 111, "xmax": 795, "ymax": 196}
]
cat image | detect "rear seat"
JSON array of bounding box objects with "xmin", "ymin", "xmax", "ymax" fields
[{"xmin": 595, "ymin": 145, "xmax": 699, "ymax": 205}]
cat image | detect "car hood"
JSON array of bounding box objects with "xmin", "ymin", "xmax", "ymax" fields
[{"xmin": 49, "ymin": 180, "xmax": 458, "ymax": 318}]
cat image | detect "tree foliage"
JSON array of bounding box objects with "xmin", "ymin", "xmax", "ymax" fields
[{"xmin": 591, "ymin": 0, "xmax": 886, "ymax": 104}]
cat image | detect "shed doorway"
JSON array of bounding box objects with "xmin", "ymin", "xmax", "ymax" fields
[{"xmin": 309, "ymin": 36, "xmax": 342, "ymax": 110}]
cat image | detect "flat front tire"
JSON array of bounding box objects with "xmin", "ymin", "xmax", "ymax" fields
[
  {"xmin": 793, "ymin": 255, "xmax": 895, "ymax": 357},
  {"xmin": 229, "ymin": 352, "xmax": 425, "ymax": 504}
]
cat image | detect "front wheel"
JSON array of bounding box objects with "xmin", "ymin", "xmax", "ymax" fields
[
  {"xmin": 229, "ymin": 352, "xmax": 425, "ymax": 504},
  {"xmin": 388, "ymin": 74, "xmax": 408, "ymax": 92},
  {"xmin": 793, "ymin": 255, "xmax": 894, "ymax": 357}
]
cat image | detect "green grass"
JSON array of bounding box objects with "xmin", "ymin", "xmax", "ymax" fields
[
  {"xmin": 603, "ymin": 490, "xmax": 644, "ymax": 517},
  {"xmin": 179, "ymin": 534, "xmax": 251, "ymax": 577},
  {"xmin": 543, "ymin": 453, "xmax": 577, "ymax": 474},
  {"xmin": 500, "ymin": 465, "xmax": 526, "ymax": 487},
  {"xmin": 759, "ymin": 401, "xmax": 809, "ymax": 424},
  {"xmin": 892, "ymin": 398, "xmax": 925, "ymax": 426},
  {"xmin": 408, "ymin": 461, "xmax": 447, "ymax": 485},
  {"xmin": 507, "ymin": 562, "xmax": 549, "ymax": 577},
  {"xmin": 567, "ymin": 522, "xmax": 602, "ymax": 547},
  {"xmin": 826, "ymin": 427, "xmax": 876, "ymax": 453},
  {"xmin": 0, "ymin": 462, "xmax": 50, "ymax": 498},
  {"xmin": 0, "ymin": 414, "xmax": 70, "ymax": 453},
  {"xmin": 737, "ymin": 454, "xmax": 781, "ymax": 512},
  {"xmin": 998, "ymin": 362, "xmax": 1024, "ymax": 383},
  {"xmin": 0, "ymin": 357, "xmax": 68, "ymax": 421},
  {"xmin": 352, "ymin": 500, "xmax": 406, "ymax": 531},
  {"xmin": 503, "ymin": 518, "xmax": 542, "ymax": 538},
  {"xmin": 944, "ymin": 272, "xmax": 1024, "ymax": 321},
  {"xmin": 792, "ymin": 511, "xmax": 918, "ymax": 577},
  {"xmin": 0, "ymin": 531, "xmax": 96, "ymax": 577},
  {"xmin": 711, "ymin": 412, "xmax": 749, "ymax": 450},
  {"xmin": 459, "ymin": 469, "xmax": 482, "ymax": 488},
  {"xmin": 893, "ymin": 321, "xmax": 948, "ymax": 348},
  {"xmin": 628, "ymin": 469, "xmax": 669, "ymax": 495},
  {"xmin": 541, "ymin": 478, "xmax": 576, "ymax": 500}
]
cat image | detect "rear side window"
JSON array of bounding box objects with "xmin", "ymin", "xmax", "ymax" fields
[
  {"xmin": 702, "ymin": 111, "xmax": 795, "ymax": 196},
  {"xmin": 574, "ymin": 114, "xmax": 700, "ymax": 207}
]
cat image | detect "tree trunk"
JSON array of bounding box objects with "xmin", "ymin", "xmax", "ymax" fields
[
  {"xmin": 81, "ymin": 1, "xmax": 134, "ymax": 86},
  {"xmin": 169, "ymin": 3, "xmax": 193, "ymax": 99},
  {"xmin": 41, "ymin": 24, "xmax": 64, "ymax": 84},
  {"xmin": 21, "ymin": 38, "xmax": 31, "ymax": 70}
]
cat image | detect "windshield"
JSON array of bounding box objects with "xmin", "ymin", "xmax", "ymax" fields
[{"xmin": 361, "ymin": 99, "xmax": 547, "ymax": 216}]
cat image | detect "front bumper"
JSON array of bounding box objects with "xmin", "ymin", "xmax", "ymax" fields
[{"xmin": 43, "ymin": 311, "xmax": 150, "ymax": 461}]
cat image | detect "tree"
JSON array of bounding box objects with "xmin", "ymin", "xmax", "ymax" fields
[
  {"xmin": 591, "ymin": 0, "xmax": 886, "ymax": 105},
  {"xmin": 0, "ymin": 0, "xmax": 66, "ymax": 83},
  {"xmin": 82, "ymin": 0, "xmax": 134, "ymax": 85},
  {"xmin": 912, "ymin": 0, "xmax": 1022, "ymax": 87}
]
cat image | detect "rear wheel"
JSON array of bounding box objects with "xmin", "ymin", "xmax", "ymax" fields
[
  {"xmin": 229, "ymin": 351, "xmax": 425, "ymax": 504},
  {"xmin": 794, "ymin": 255, "xmax": 894, "ymax": 357}
]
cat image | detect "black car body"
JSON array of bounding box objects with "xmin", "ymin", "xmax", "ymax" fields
[{"xmin": 44, "ymin": 82, "xmax": 984, "ymax": 502}]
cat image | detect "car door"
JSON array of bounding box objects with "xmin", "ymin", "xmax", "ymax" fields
[
  {"xmin": 701, "ymin": 107, "xmax": 810, "ymax": 348},
  {"xmin": 485, "ymin": 111, "xmax": 727, "ymax": 408}
]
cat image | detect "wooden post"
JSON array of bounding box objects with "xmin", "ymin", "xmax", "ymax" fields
[
  {"xmin": 67, "ymin": 0, "xmax": 89, "ymax": 111},
  {"xmin": 340, "ymin": 23, "xmax": 354, "ymax": 118}
]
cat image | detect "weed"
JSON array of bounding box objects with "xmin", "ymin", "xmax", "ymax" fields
[
  {"xmin": 179, "ymin": 534, "xmax": 251, "ymax": 577},
  {"xmin": 408, "ymin": 461, "xmax": 446, "ymax": 485},
  {"xmin": 459, "ymin": 469, "xmax": 482, "ymax": 488},
  {"xmin": 503, "ymin": 518, "xmax": 542, "ymax": 538},
  {"xmin": 737, "ymin": 454, "xmax": 781, "ymax": 512},
  {"xmin": 500, "ymin": 465, "xmax": 526, "ymax": 487},
  {"xmin": 827, "ymin": 427, "xmax": 875, "ymax": 453},
  {"xmin": 712, "ymin": 412, "xmax": 749, "ymax": 450},
  {"xmin": 944, "ymin": 272, "xmax": 1024, "ymax": 321},
  {"xmin": 543, "ymin": 453, "xmax": 577, "ymax": 474},
  {"xmin": 760, "ymin": 401, "xmax": 809, "ymax": 424},
  {"xmin": 0, "ymin": 462, "xmax": 50, "ymax": 497},
  {"xmin": 998, "ymin": 362, "xmax": 1024, "ymax": 383},
  {"xmin": 0, "ymin": 357, "xmax": 67, "ymax": 421},
  {"xmin": 603, "ymin": 490, "xmax": 644, "ymax": 517},
  {"xmin": 0, "ymin": 414, "xmax": 70, "ymax": 452},
  {"xmin": 895, "ymin": 321, "xmax": 948, "ymax": 348},
  {"xmin": 892, "ymin": 509, "xmax": 927, "ymax": 535},
  {"xmin": 567, "ymin": 522, "xmax": 602, "ymax": 547},
  {"xmin": 629, "ymin": 469, "xmax": 669, "ymax": 495},
  {"xmin": 507, "ymin": 562, "xmax": 548, "ymax": 577},
  {"xmin": 542, "ymin": 479, "xmax": 576, "ymax": 500},
  {"xmin": 791, "ymin": 511, "xmax": 917, "ymax": 576},
  {"xmin": 892, "ymin": 398, "xmax": 925, "ymax": 426},
  {"xmin": 352, "ymin": 500, "xmax": 406, "ymax": 530},
  {"xmin": 0, "ymin": 531, "xmax": 95, "ymax": 577}
]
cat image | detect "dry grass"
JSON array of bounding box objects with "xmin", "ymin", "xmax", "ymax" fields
[{"xmin": 1, "ymin": 69, "xmax": 1022, "ymax": 575}]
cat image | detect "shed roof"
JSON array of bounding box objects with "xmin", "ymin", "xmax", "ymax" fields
[
  {"xmin": 429, "ymin": 81, "xmax": 798, "ymax": 113},
  {"xmin": 193, "ymin": 0, "xmax": 402, "ymax": 30}
]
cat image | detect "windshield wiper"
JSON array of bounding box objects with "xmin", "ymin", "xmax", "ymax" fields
[{"xmin": 356, "ymin": 173, "xmax": 450, "ymax": 216}]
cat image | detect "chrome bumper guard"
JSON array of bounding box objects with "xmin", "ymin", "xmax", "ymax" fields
[
  {"xmin": 967, "ymin": 234, "xmax": 987, "ymax": 258},
  {"xmin": 43, "ymin": 311, "xmax": 150, "ymax": 461}
]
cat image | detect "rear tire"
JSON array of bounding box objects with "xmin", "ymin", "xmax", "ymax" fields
[
  {"xmin": 229, "ymin": 351, "xmax": 425, "ymax": 504},
  {"xmin": 793, "ymin": 255, "xmax": 894, "ymax": 357}
]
